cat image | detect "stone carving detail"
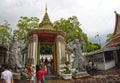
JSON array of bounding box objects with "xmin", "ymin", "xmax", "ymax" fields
[{"xmin": 67, "ymin": 39, "xmax": 85, "ymax": 72}]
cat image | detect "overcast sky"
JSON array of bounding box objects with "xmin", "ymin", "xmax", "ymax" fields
[{"xmin": 0, "ymin": 0, "xmax": 120, "ymax": 46}]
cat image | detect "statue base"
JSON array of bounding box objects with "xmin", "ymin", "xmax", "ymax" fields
[
  {"xmin": 12, "ymin": 72, "xmax": 21, "ymax": 80},
  {"xmin": 72, "ymin": 71, "xmax": 90, "ymax": 79}
]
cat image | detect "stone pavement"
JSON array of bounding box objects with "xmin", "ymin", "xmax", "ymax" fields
[{"xmin": 0, "ymin": 67, "xmax": 120, "ymax": 83}]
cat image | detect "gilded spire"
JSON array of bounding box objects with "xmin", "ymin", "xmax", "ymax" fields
[
  {"xmin": 39, "ymin": 4, "xmax": 54, "ymax": 30},
  {"xmin": 45, "ymin": 3, "xmax": 47, "ymax": 13}
]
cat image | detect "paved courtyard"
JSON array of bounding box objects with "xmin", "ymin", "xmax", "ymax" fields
[{"xmin": 0, "ymin": 67, "xmax": 120, "ymax": 83}]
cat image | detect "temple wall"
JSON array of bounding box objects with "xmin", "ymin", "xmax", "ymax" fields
[
  {"xmin": 85, "ymin": 50, "xmax": 116, "ymax": 70},
  {"xmin": 104, "ymin": 60, "xmax": 115, "ymax": 70}
]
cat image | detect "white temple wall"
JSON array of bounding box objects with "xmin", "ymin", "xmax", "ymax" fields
[
  {"xmin": 96, "ymin": 62, "xmax": 105, "ymax": 70},
  {"xmin": 104, "ymin": 60, "xmax": 115, "ymax": 70},
  {"xmin": 85, "ymin": 51, "xmax": 116, "ymax": 70}
]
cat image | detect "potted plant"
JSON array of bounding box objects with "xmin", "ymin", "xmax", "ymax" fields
[{"xmin": 62, "ymin": 61, "xmax": 72, "ymax": 80}]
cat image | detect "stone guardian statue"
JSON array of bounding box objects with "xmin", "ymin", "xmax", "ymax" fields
[
  {"xmin": 67, "ymin": 39, "xmax": 85, "ymax": 72},
  {"xmin": 9, "ymin": 35, "xmax": 23, "ymax": 70}
]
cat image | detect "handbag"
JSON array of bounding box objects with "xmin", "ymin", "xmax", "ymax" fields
[{"xmin": 42, "ymin": 75, "xmax": 46, "ymax": 83}]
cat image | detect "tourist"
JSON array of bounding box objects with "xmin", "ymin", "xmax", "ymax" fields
[
  {"xmin": 1, "ymin": 64, "xmax": 14, "ymax": 83},
  {"xmin": 25, "ymin": 64, "xmax": 34, "ymax": 83},
  {"xmin": 50, "ymin": 58, "xmax": 53, "ymax": 66},
  {"xmin": 44, "ymin": 57, "xmax": 49, "ymax": 65},
  {"xmin": 41, "ymin": 57, "xmax": 44, "ymax": 63},
  {"xmin": 47, "ymin": 62, "xmax": 52, "ymax": 74},
  {"xmin": 31, "ymin": 65, "xmax": 36, "ymax": 83},
  {"xmin": 88, "ymin": 60, "xmax": 93, "ymax": 69},
  {"xmin": 36, "ymin": 64, "xmax": 47, "ymax": 83},
  {"xmin": 86, "ymin": 60, "xmax": 94, "ymax": 74}
]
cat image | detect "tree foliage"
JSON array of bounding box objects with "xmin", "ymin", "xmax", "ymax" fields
[
  {"xmin": 14, "ymin": 16, "xmax": 39, "ymax": 42},
  {"xmin": 85, "ymin": 43, "xmax": 101, "ymax": 52},
  {"xmin": 53, "ymin": 16, "xmax": 100, "ymax": 52},
  {"xmin": 0, "ymin": 21, "xmax": 11, "ymax": 46},
  {"xmin": 106, "ymin": 33, "xmax": 113, "ymax": 44},
  {"xmin": 53, "ymin": 16, "xmax": 82, "ymax": 42},
  {"xmin": 40, "ymin": 44, "xmax": 53, "ymax": 54}
]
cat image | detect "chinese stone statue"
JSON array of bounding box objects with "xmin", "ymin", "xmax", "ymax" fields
[
  {"xmin": 9, "ymin": 35, "xmax": 23, "ymax": 69},
  {"xmin": 67, "ymin": 39, "xmax": 85, "ymax": 72}
]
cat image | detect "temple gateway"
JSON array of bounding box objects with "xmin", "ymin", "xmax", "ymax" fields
[{"xmin": 25, "ymin": 6, "xmax": 66, "ymax": 74}]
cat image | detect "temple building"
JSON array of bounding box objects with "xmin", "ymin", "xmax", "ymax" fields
[
  {"xmin": 85, "ymin": 11, "xmax": 120, "ymax": 70},
  {"xmin": 25, "ymin": 6, "xmax": 66, "ymax": 75},
  {"xmin": 105, "ymin": 11, "xmax": 120, "ymax": 67}
]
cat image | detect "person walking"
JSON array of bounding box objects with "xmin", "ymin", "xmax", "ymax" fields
[
  {"xmin": 1, "ymin": 64, "xmax": 14, "ymax": 83},
  {"xmin": 88, "ymin": 60, "xmax": 93, "ymax": 69},
  {"xmin": 36, "ymin": 64, "xmax": 47, "ymax": 83},
  {"xmin": 44, "ymin": 57, "xmax": 48, "ymax": 66}
]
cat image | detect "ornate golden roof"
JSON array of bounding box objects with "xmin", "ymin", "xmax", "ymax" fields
[{"xmin": 39, "ymin": 4, "xmax": 55, "ymax": 30}]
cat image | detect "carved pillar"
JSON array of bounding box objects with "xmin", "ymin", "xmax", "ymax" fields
[
  {"xmin": 56, "ymin": 35, "xmax": 66, "ymax": 74},
  {"xmin": 27, "ymin": 34, "xmax": 38, "ymax": 65},
  {"xmin": 32, "ymin": 34, "xmax": 38, "ymax": 65},
  {"xmin": 30, "ymin": 37, "xmax": 33, "ymax": 59}
]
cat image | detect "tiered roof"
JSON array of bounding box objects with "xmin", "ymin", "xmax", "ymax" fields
[
  {"xmin": 28, "ymin": 5, "xmax": 65, "ymax": 38},
  {"xmin": 105, "ymin": 11, "xmax": 120, "ymax": 48},
  {"xmin": 39, "ymin": 4, "xmax": 54, "ymax": 30}
]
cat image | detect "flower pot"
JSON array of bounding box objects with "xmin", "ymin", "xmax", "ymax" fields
[{"xmin": 62, "ymin": 73, "xmax": 72, "ymax": 80}]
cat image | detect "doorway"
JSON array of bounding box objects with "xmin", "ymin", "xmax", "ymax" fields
[{"xmin": 38, "ymin": 42, "xmax": 57, "ymax": 74}]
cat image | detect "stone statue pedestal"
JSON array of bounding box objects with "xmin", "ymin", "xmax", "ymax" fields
[
  {"xmin": 12, "ymin": 72, "xmax": 21, "ymax": 80},
  {"xmin": 72, "ymin": 71, "xmax": 90, "ymax": 79}
]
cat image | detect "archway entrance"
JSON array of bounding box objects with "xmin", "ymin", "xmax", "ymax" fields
[
  {"xmin": 27, "ymin": 6, "xmax": 66, "ymax": 75},
  {"xmin": 38, "ymin": 42, "xmax": 57, "ymax": 73}
]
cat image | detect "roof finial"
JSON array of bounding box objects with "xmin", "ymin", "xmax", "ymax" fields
[{"xmin": 45, "ymin": 3, "xmax": 47, "ymax": 13}]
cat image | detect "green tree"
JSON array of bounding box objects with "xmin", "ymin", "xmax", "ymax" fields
[
  {"xmin": 40, "ymin": 44, "xmax": 52, "ymax": 54},
  {"xmin": 0, "ymin": 21, "xmax": 11, "ymax": 46},
  {"xmin": 106, "ymin": 33, "xmax": 113, "ymax": 44},
  {"xmin": 53, "ymin": 16, "xmax": 82, "ymax": 42},
  {"xmin": 53, "ymin": 16, "xmax": 100, "ymax": 52},
  {"xmin": 85, "ymin": 43, "xmax": 101, "ymax": 52},
  {"xmin": 82, "ymin": 33, "xmax": 101, "ymax": 52},
  {"xmin": 14, "ymin": 16, "xmax": 39, "ymax": 42}
]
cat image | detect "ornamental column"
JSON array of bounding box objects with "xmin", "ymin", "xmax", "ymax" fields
[
  {"xmin": 32, "ymin": 34, "xmax": 38, "ymax": 65},
  {"xmin": 56, "ymin": 35, "xmax": 66, "ymax": 75},
  {"xmin": 27, "ymin": 34, "xmax": 38, "ymax": 65}
]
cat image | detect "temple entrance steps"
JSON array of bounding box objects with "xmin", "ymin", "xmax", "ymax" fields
[{"xmin": 46, "ymin": 73, "xmax": 61, "ymax": 80}]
